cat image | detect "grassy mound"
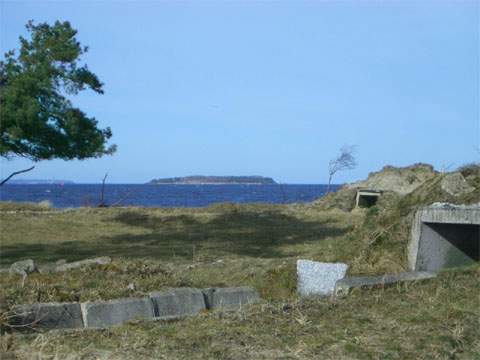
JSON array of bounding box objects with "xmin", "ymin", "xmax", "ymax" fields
[
  {"xmin": 313, "ymin": 163, "xmax": 439, "ymax": 212},
  {"xmin": 346, "ymin": 169, "xmax": 479, "ymax": 275}
]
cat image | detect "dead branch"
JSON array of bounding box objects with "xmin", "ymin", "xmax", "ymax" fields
[
  {"xmin": 0, "ymin": 166, "xmax": 35, "ymax": 186},
  {"xmin": 99, "ymin": 172, "xmax": 108, "ymax": 207}
]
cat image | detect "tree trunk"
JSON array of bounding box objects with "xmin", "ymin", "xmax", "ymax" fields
[
  {"xmin": 0, "ymin": 166, "xmax": 35, "ymax": 186},
  {"xmin": 99, "ymin": 173, "xmax": 108, "ymax": 207},
  {"xmin": 326, "ymin": 173, "xmax": 333, "ymax": 194}
]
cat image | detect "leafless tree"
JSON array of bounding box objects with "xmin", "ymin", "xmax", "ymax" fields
[{"xmin": 327, "ymin": 145, "xmax": 357, "ymax": 193}]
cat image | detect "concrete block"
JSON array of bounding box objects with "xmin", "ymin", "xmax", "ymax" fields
[
  {"xmin": 82, "ymin": 297, "xmax": 154, "ymax": 328},
  {"xmin": 334, "ymin": 271, "xmax": 437, "ymax": 297},
  {"xmin": 202, "ymin": 287, "xmax": 260, "ymax": 310},
  {"xmin": 12, "ymin": 302, "xmax": 83, "ymax": 329},
  {"xmin": 149, "ymin": 288, "xmax": 206, "ymax": 319},
  {"xmin": 297, "ymin": 260, "xmax": 348, "ymax": 297}
]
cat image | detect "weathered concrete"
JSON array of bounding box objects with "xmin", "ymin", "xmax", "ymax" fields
[
  {"xmin": 149, "ymin": 288, "xmax": 206, "ymax": 319},
  {"xmin": 202, "ymin": 287, "xmax": 260, "ymax": 310},
  {"xmin": 334, "ymin": 271, "xmax": 437, "ymax": 297},
  {"xmin": 12, "ymin": 302, "xmax": 83, "ymax": 329},
  {"xmin": 82, "ymin": 297, "xmax": 154, "ymax": 328},
  {"xmin": 297, "ymin": 260, "xmax": 348, "ymax": 297},
  {"xmin": 9, "ymin": 287, "xmax": 261, "ymax": 331},
  {"xmin": 417, "ymin": 203, "xmax": 480, "ymax": 224},
  {"xmin": 55, "ymin": 256, "xmax": 111, "ymax": 272},
  {"xmin": 408, "ymin": 203, "xmax": 480, "ymax": 271},
  {"xmin": 9, "ymin": 259, "xmax": 37, "ymax": 276}
]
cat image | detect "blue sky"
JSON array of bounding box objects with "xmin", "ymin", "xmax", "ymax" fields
[{"xmin": 1, "ymin": 0, "xmax": 478, "ymax": 184}]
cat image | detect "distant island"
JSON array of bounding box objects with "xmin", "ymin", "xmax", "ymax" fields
[
  {"xmin": 7, "ymin": 179, "xmax": 75, "ymax": 185},
  {"xmin": 148, "ymin": 176, "xmax": 277, "ymax": 185}
]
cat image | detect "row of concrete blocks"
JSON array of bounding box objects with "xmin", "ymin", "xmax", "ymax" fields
[{"xmin": 12, "ymin": 287, "xmax": 260, "ymax": 330}]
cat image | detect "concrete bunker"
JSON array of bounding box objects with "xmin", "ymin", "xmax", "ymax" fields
[
  {"xmin": 408, "ymin": 203, "xmax": 480, "ymax": 272},
  {"xmin": 355, "ymin": 189, "xmax": 382, "ymax": 208}
]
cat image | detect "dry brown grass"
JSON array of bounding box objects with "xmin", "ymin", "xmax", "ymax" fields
[
  {"xmin": 0, "ymin": 198, "xmax": 479, "ymax": 359},
  {"xmin": 1, "ymin": 264, "xmax": 478, "ymax": 359}
]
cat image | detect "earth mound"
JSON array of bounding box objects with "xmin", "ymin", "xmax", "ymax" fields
[
  {"xmin": 343, "ymin": 163, "xmax": 479, "ymax": 274},
  {"xmin": 314, "ymin": 163, "xmax": 480, "ymax": 212},
  {"xmin": 345, "ymin": 163, "xmax": 437, "ymax": 195}
]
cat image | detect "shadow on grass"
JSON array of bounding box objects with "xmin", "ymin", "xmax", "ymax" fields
[{"xmin": 0, "ymin": 209, "xmax": 349, "ymax": 264}]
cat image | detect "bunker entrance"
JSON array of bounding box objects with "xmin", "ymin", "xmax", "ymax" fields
[
  {"xmin": 416, "ymin": 222, "xmax": 479, "ymax": 271},
  {"xmin": 355, "ymin": 190, "xmax": 381, "ymax": 208},
  {"xmin": 358, "ymin": 195, "xmax": 378, "ymax": 208}
]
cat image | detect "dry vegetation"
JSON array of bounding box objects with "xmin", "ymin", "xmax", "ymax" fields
[
  {"xmin": 0, "ymin": 168, "xmax": 479, "ymax": 359},
  {"xmin": 1, "ymin": 265, "xmax": 479, "ymax": 359}
]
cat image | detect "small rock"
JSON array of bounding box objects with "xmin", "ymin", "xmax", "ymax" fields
[
  {"xmin": 37, "ymin": 264, "xmax": 56, "ymax": 274},
  {"xmin": 56, "ymin": 259, "xmax": 67, "ymax": 266},
  {"xmin": 127, "ymin": 283, "xmax": 135, "ymax": 291},
  {"xmin": 55, "ymin": 256, "xmax": 111, "ymax": 272},
  {"xmin": 9, "ymin": 259, "xmax": 37, "ymax": 276}
]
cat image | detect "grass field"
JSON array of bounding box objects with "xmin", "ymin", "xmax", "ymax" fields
[
  {"xmin": 0, "ymin": 204, "xmax": 360, "ymax": 304},
  {"xmin": 0, "ymin": 203, "xmax": 358, "ymax": 266},
  {"xmin": 0, "ymin": 202, "xmax": 479, "ymax": 359}
]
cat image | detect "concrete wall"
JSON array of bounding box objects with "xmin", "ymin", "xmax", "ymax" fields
[
  {"xmin": 415, "ymin": 223, "xmax": 479, "ymax": 271},
  {"xmin": 408, "ymin": 203, "xmax": 480, "ymax": 271}
]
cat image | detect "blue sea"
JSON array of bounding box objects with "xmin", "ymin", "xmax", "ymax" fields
[{"xmin": 0, "ymin": 184, "xmax": 338, "ymax": 208}]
